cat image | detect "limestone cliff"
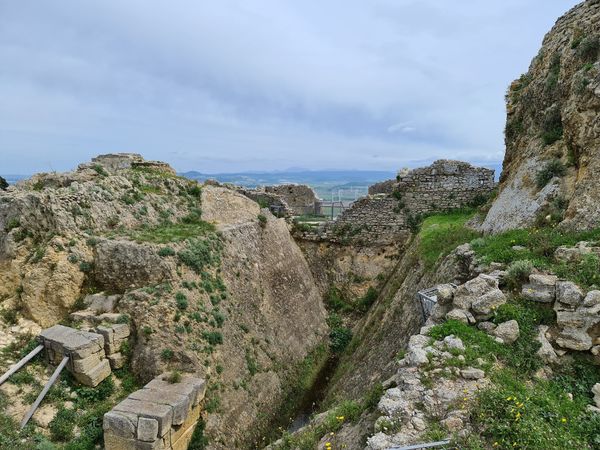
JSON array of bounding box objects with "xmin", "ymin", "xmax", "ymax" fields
[
  {"xmin": 0, "ymin": 154, "xmax": 327, "ymax": 448},
  {"xmin": 481, "ymin": 0, "xmax": 600, "ymax": 233}
]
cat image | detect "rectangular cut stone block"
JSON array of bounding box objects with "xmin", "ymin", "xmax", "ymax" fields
[
  {"xmin": 97, "ymin": 313, "xmax": 124, "ymax": 323},
  {"xmin": 108, "ymin": 352, "xmax": 125, "ymax": 369},
  {"xmin": 129, "ymin": 389, "xmax": 190, "ymax": 426},
  {"xmin": 97, "ymin": 325, "xmax": 115, "ymax": 344},
  {"xmin": 72, "ymin": 352, "xmax": 104, "ymax": 374},
  {"xmin": 522, "ymin": 274, "xmax": 557, "ymax": 303},
  {"xmin": 145, "ymin": 376, "xmax": 206, "ymax": 407},
  {"xmin": 137, "ymin": 417, "xmax": 159, "ymax": 442},
  {"xmin": 169, "ymin": 402, "xmax": 201, "ymax": 444},
  {"xmin": 113, "ymin": 323, "xmax": 131, "ymax": 340},
  {"xmin": 103, "ymin": 410, "xmax": 138, "ymax": 438},
  {"xmin": 113, "ymin": 399, "xmax": 173, "ymax": 437},
  {"xmin": 105, "ymin": 341, "xmax": 122, "ymax": 355},
  {"xmin": 74, "ymin": 358, "xmax": 111, "ymax": 387}
]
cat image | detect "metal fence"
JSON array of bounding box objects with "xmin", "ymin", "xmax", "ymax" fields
[{"xmin": 416, "ymin": 284, "xmax": 457, "ymax": 322}]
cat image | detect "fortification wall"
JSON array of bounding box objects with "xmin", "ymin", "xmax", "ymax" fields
[
  {"xmin": 295, "ymin": 160, "xmax": 495, "ymax": 246},
  {"xmin": 265, "ymin": 184, "xmax": 320, "ymax": 215}
]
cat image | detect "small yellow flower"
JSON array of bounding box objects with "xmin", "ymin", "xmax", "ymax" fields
[
  {"xmin": 493, "ymin": 443, "xmax": 499, "ymax": 447},
  {"xmin": 561, "ymin": 418, "xmax": 567, "ymax": 423}
]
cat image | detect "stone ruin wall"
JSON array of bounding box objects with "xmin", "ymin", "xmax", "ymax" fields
[
  {"xmin": 296, "ymin": 160, "xmax": 495, "ymax": 246},
  {"xmin": 236, "ymin": 184, "xmax": 320, "ymax": 217}
]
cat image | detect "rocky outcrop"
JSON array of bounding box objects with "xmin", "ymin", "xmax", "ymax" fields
[
  {"xmin": 481, "ymin": 0, "xmax": 600, "ymax": 233},
  {"xmin": 0, "ymin": 154, "xmax": 329, "ymax": 448}
]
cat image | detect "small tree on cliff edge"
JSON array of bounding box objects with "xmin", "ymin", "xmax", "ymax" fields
[{"xmin": 0, "ymin": 176, "xmax": 7, "ymax": 190}]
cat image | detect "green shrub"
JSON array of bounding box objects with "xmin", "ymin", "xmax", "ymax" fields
[
  {"xmin": 536, "ymin": 159, "xmax": 566, "ymax": 188},
  {"xmin": 504, "ymin": 260, "xmax": 534, "ymax": 290},
  {"xmin": 79, "ymin": 261, "xmax": 93, "ymax": 273},
  {"xmin": 329, "ymin": 327, "xmax": 352, "ymax": 354},
  {"xmin": 161, "ymin": 348, "xmax": 175, "ymax": 361},
  {"xmin": 544, "ymin": 53, "xmax": 561, "ymax": 93},
  {"xmin": 175, "ymin": 292, "xmax": 188, "ymax": 310},
  {"xmin": 357, "ymin": 287, "xmax": 378, "ymax": 312},
  {"xmin": 540, "ymin": 105, "xmax": 564, "ymax": 146},
  {"xmin": 167, "ymin": 370, "xmax": 182, "ymax": 384},
  {"xmin": 92, "ymin": 164, "xmax": 108, "ymax": 176},
  {"xmin": 577, "ymin": 35, "xmax": 600, "ymax": 63},
  {"xmin": 49, "ymin": 407, "xmax": 77, "ymax": 441},
  {"xmin": 257, "ymin": 214, "xmax": 267, "ymax": 228},
  {"xmin": 158, "ymin": 247, "xmax": 176, "ymax": 257},
  {"xmin": 202, "ymin": 331, "xmax": 223, "ymax": 346},
  {"xmin": 0, "ymin": 308, "xmax": 18, "ymax": 325},
  {"xmin": 177, "ymin": 237, "xmax": 223, "ymax": 274},
  {"xmin": 5, "ymin": 217, "xmax": 20, "ymax": 232},
  {"xmin": 324, "ymin": 286, "xmax": 351, "ymax": 312}
]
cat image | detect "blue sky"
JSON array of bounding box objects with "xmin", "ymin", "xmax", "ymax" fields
[{"xmin": 0, "ymin": 1, "xmax": 580, "ymax": 174}]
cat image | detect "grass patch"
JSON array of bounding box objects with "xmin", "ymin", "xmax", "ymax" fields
[
  {"xmin": 471, "ymin": 226, "xmax": 600, "ymax": 288},
  {"xmin": 124, "ymin": 220, "xmax": 215, "ymax": 244},
  {"xmin": 418, "ymin": 209, "xmax": 479, "ymax": 268}
]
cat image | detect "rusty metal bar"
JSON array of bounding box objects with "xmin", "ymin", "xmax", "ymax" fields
[
  {"xmin": 20, "ymin": 355, "xmax": 69, "ymax": 429},
  {"xmin": 0, "ymin": 344, "xmax": 44, "ymax": 387}
]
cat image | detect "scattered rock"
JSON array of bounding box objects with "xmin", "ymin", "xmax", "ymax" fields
[
  {"xmin": 556, "ymin": 281, "xmax": 584, "ymax": 307},
  {"xmin": 460, "ymin": 368, "xmax": 485, "ymax": 380},
  {"xmin": 443, "ymin": 335, "xmax": 465, "ymax": 351},
  {"xmin": 477, "ymin": 321, "xmax": 497, "ymax": 333},
  {"xmin": 522, "ymin": 274, "xmax": 557, "ymax": 303},
  {"xmin": 536, "ymin": 325, "xmax": 558, "ymax": 363},
  {"xmin": 493, "ymin": 320, "xmax": 520, "ymax": 344}
]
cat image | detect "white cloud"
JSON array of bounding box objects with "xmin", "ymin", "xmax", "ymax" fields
[{"xmin": 0, "ymin": 0, "xmax": 581, "ymax": 173}]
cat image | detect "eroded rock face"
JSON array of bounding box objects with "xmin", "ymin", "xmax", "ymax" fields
[
  {"xmin": 481, "ymin": 0, "xmax": 600, "ymax": 233},
  {"xmin": 0, "ymin": 155, "xmax": 329, "ymax": 448}
]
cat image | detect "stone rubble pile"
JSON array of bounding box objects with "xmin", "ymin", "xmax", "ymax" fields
[
  {"xmin": 366, "ymin": 326, "xmax": 490, "ymax": 449},
  {"xmin": 103, "ymin": 373, "xmax": 206, "ymax": 450}
]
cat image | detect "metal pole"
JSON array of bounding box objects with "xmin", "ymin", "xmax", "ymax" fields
[
  {"xmin": 21, "ymin": 355, "xmax": 69, "ymax": 429},
  {"xmin": 0, "ymin": 344, "xmax": 43, "ymax": 386},
  {"xmin": 389, "ymin": 439, "xmax": 451, "ymax": 450}
]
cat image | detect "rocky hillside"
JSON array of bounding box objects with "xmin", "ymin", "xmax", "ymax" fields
[
  {"xmin": 0, "ymin": 154, "xmax": 327, "ymax": 448},
  {"xmin": 481, "ymin": 0, "xmax": 600, "ymax": 233}
]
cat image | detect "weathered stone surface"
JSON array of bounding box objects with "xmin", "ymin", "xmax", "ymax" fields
[
  {"xmin": 460, "ymin": 368, "xmax": 485, "ymax": 380},
  {"xmin": 556, "ymin": 281, "xmax": 584, "ymax": 306},
  {"xmin": 72, "ymin": 352, "xmax": 104, "ymax": 373},
  {"xmin": 522, "ymin": 274, "xmax": 557, "ymax": 303},
  {"xmin": 443, "ymin": 335, "xmax": 465, "ymax": 351},
  {"xmin": 584, "ymin": 291, "xmax": 600, "ymax": 307},
  {"xmin": 74, "ymin": 358, "xmax": 111, "ymax": 387},
  {"xmin": 471, "ymin": 289, "xmax": 507, "ymax": 316},
  {"xmin": 446, "ymin": 308, "xmax": 471, "ymax": 323},
  {"xmin": 108, "ymin": 352, "xmax": 125, "ymax": 369},
  {"xmin": 556, "ymin": 327, "xmax": 593, "ymax": 351},
  {"xmin": 137, "ymin": 417, "xmax": 159, "ymax": 442},
  {"xmin": 129, "ymin": 389, "xmax": 190, "ymax": 426},
  {"xmin": 103, "ymin": 411, "xmax": 137, "ymax": 438},
  {"xmin": 436, "ymin": 284, "xmax": 456, "ymax": 304},
  {"xmin": 493, "ymin": 320, "xmax": 520, "ymax": 344},
  {"xmin": 83, "ymin": 293, "xmax": 120, "ymax": 313},
  {"xmin": 93, "ymin": 240, "xmax": 174, "ymax": 293},
  {"xmin": 478, "ymin": 0, "xmax": 600, "ymax": 233},
  {"xmin": 104, "ymin": 374, "xmax": 205, "ymax": 450},
  {"xmin": 453, "ymin": 274, "xmax": 499, "ymax": 310},
  {"xmin": 536, "ymin": 325, "xmax": 558, "ymax": 363}
]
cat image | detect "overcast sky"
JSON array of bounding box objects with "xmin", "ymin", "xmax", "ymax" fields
[{"xmin": 0, "ymin": 0, "xmax": 580, "ymax": 174}]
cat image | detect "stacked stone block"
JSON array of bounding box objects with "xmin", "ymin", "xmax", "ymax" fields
[
  {"xmin": 39, "ymin": 325, "xmax": 111, "ymax": 387},
  {"xmin": 96, "ymin": 323, "xmax": 131, "ymax": 369},
  {"xmin": 104, "ymin": 373, "xmax": 206, "ymax": 450}
]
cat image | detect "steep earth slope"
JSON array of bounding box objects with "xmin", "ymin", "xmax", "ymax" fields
[
  {"xmin": 481, "ymin": 0, "xmax": 600, "ymax": 233},
  {"xmin": 0, "ymin": 155, "xmax": 327, "ymax": 448}
]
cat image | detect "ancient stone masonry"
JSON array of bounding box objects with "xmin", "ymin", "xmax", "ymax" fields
[
  {"xmin": 78, "ymin": 153, "xmax": 176, "ymax": 175},
  {"xmin": 237, "ymin": 183, "xmax": 321, "ymax": 216},
  {"xmin": 296, "ymin": 160, "xmax": 495, "ymax": 246},
  {"xmin": 103, "ymin": 373, "xmax": 205, "ymax": 450},
  {"xmin": 39, "ymin": 325, "xmax": 112, "ymax": 387}
]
